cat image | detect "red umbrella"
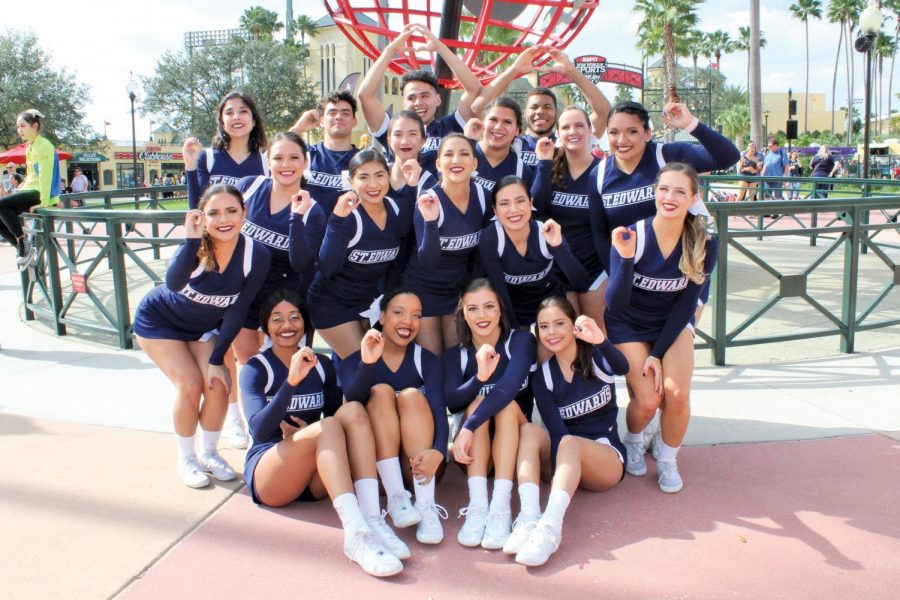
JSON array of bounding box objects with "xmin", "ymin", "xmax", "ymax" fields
[{"xmin": 0, "ymin": 142, "xmax": 73, "ymax": 165}]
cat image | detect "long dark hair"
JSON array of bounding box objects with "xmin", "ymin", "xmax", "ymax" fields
[
  {"xmin": 608, "ymin": 100, "xmax": 651, "ymax": 132},
  {"xmin": 196, "ymin": 184, "xmax": 244, "ymax": 272},
  {"xmin": 17, "ymin": 109, "xmax": 44, "ymax": 132},
  {"xmin": 536, "ymin": 296, "xmax": 596, "ymax": 382},
  {"xmin": 454, "ymin": 278, "xmax": 511, "ymax": 348},
  {"xmin": 213, "ymin": 92, "xmax": 267, "ymax": 153},
  {"xmin": 258, "ymin": 288, "xmax": 313, "ymax": 342},
  {"xmin": 551, "ymin": 106, "xmax": 592, "ymax": 191},
  {"xmin": 492, "ymin": 175, "xmax": 531, "ymax": 206},
  {"xmin": 374, "ymin": 289, "xmax": 423, "ymax": 333},
  {"xmin": 484, "ymin": 96, "xmax": 523, "ymax": 135},
  {"xmin": 348, "ymin": 148, "xmax": 390, "ymax": 178},
  {"xmin": 268, "ymin": 131, "xmax": 308, "ymax": 188}
]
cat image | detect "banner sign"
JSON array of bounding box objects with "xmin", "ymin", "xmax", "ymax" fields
[{"xmin": 539, "ymin": 58, "xmax": 643, "ymax": 89}]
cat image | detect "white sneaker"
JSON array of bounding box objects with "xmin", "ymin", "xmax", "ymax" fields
[
  {"xmin": 481, "ymin": 509, "xmax": 512, "ymax": 550},
  {"xmin": 457, "ymin": 505, "xmax": 488, "ymax": 547},
  {"xmin": 515, "ymin": 520, "xmax": 562, "ymax": 567},
  {"xmin": 16, "ymin": 243, "xmax": 36, "ymax": 272},
  {"xmin": 224, "ymin": 413, "xmax": 249, "ymax": 449},
  {"xmin": 657, "ymin": 461, "xmax": 684, "ymax": 494},
  {"xmin": 624, "ymin": 441, "xmax": 647, "ymax": 476},
  {"xmin": 503, "ymin": 513, "xmax": 539, "ymax": 555},
  {"xmin": 344, "ymin": 529, "xmax": 403, "ymax": 577},
  {"xmin": 415, "ymin": 502, "xmax": 448, "ymax": 544},
  {"xmin": 367, "ymin": 514, "xmax": 411, "ymax": 560},
  {"xmin": 199, "ymin": 451, "xmax": 236, "ymax": 481},
  {"xmin": 178, "ymin": 456, "xmax": 210, "ymax": 488},
  {"xmin": 387, "ymin": 490, "xmax": 421, "ymax": 528}
]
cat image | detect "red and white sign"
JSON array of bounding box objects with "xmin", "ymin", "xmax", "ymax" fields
[{"xmin": 71, "ymin": 273, "xmax": 87, "ymax": 293}]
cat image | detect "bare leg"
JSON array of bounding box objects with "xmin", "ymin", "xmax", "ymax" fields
[
  {"xmin": 365, "ymin": 384, "xmax": 401, "ymax": 460},
  {"xmin": 516, "ymin": 423, "xmax": 551, "ymax": 485},
  {"xmin": 416, "ymin": 316, "xmax": 444, "ymax": 357},
  {"xmin": 552, "ymin": 436, "xmax": 623, "ymax": 496},
  {"xmin": 659, "ymin": 329, "xmax": 695, "ymax": 448},
  {"xmin": 396, "ymin": 388, "xmax": 434, "ymax": 459},
  {"xmin": 441, "ymin": 314, "xmax": 459, "ymax": 351},
  {"xmin": 187, "ymin": 340, "xmax": 228, "ymax": 432},
  {"xmin": 617, "ymin": 341, "xmax": 662, "ymax": 435},
  {"xmin": 318, "ymin": 320, "xmax": 367, "ymax": 360},
  {"xmin": 578, "ymin": 283, "xmax": 607, "ymax": 335},
  {"xmin": 491, "ymin": 402, "xmax": 525, "ymax": 481},
  {"xmin": 232, "ymin": 327, "xmax": 264, "ymax": 365},
  {"xmin": 334, "ymin": 401, "xmax": 378, "ymax": 480},
  {"xmin": 464, "ymin": 397, "xmax": 491, "ymax": 478},
  {"xmin": 136, "ymin": 336, "xmax": 205, "ymax": 437},
  {"xmin": 252, "ymin": 420, "xmax": 328, "ymax": 506}
]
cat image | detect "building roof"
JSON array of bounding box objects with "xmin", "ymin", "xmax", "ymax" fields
[{"xmin": 315, "ymin": 12, "xmax": 378, "ymax": 28}]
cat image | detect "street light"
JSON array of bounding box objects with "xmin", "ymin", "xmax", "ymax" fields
[
  {"xmin": 855, "ymin": 0, "xmax": 883, "ymax": 181},
  {"xmin": 125, "ymin": 73, "xmax": 139, "ymax": 188},
  {"xmin": 763, "ymin": 110, "xmax": 770, "ymax": 142}
]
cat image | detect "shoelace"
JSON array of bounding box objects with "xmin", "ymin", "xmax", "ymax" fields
[
  {"xmin": 421, "ymin": 503, "xmax": 449, "ymax": 522},
  {"xmin": 511, "ymin": 515, "xmax": 539, "ymax": 532},
  {"xmin": 457, "ymin": 505, "xmax": 487, "ymax": 519},
  {"xmin": 485, "ymin": 510, "xmax": 510, "ymax": 529},
  {"xmin": 388, "ymin": 490, "xmax": 413, "ymax": 512},
  {"xmin": 531, "ymin": 522, "xmax": 561, "ymax": 550}
]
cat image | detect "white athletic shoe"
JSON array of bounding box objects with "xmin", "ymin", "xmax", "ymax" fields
[
  {"xmin": 199, "ymin": 451, "xmax": 236, "ymax": 481},
  {"xmin": 16, "ymin": 243, "xmax": 36, "ymax": 272},
  {"xmin": 515, "ymin": 521, "xmax": 562, "ymax": 567},
  {"xmin": 415, "ymin": 502, "xmax": 448, "ymax": 544},
  {"xmin": 178, "ymin": 456, "xmax": 210, "ymax": 488},
  {"xmin": 657, "ymin": 461, "xmax": 684, "ymax": 494},
  {"xmin": 457, "ymin": 504, "xmax": 488, "ymax": 547},
  {"xmin": 624, "ymin": 441, "xmax": 647, "ymax": 476},
  {"xmin": 503, "ymin": 513, "xmax": 540, "ymax": 555},
  {"xmin": 481, "ymin": 509, "xmax": 512, "ymax": 550},
  {"xmin": 344, "ymin": 530, "xmax": 403, "ymax": 577},
  {"xmin": 367, "ymin": 514, "xmax": 411, "ymax": 560},
  {"xmin": 386, "ymin": 490, "xmax": 421, "ymax": 528},
  {"xmin": 223, "ymin": 414, "xmax": 249, "ymax": 449}
]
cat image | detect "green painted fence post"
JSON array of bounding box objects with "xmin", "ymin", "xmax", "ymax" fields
[{"xmin": 839, "ymin": 205, "xmax": 860, "ymax": 353}]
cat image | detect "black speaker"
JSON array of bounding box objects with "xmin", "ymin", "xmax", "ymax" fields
[
  {"xmin": 789, "ymin": 99, "xmax": 797, "ymax": 116},
  {"xmin": 786, "ymin": 120, "xmax": 798, "ymax": 139}
]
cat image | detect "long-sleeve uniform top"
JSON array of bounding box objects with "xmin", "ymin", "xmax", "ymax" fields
[
  {"xmin": 479, "ymin": 220, "xmax": 589, "ymax": 327},
  {"xmin": 604, "ymin": 218, "xmax": 718, "ymax": 359},
  {"xmin": 340, "ymin": 344, "xmax": 449, "ymax": 457},
  {"xmin": 442, "ymin": 329, "xmax": 536, "ymax": 431},
  {"xmin": 532, "ymin": 341, "xmax": 629, "ymax": 470},
  {"xmin": 303, "ymin": 143, "xmax": 358, "ymax": 216},
  {"xmin": 186, "ymin": 148, "xmax": 269, "ymax": 208},
  {"xmin": 133, "ymin": 235, "xmax": 270, "ymax": 365}
]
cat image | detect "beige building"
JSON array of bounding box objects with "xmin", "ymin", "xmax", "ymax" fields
[
  {"xmin": 761, "ymin": 92, "xmax": 847, "ymax": 137},
  {"xmin": 307, "ymin": 14, "xmax": 406, "ymax": 143}
]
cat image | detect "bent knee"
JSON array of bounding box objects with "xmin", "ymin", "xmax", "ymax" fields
[
  {"xmin": 173, "ymin": 373, "xmax": 204, "ymax": 400},
  {"xmin": 519, "ymin": 422, "xmax": 545, "ymax": 442},
  {"xmin": 336, "ymin": 401, "xmax": 372, "ymax": 428},
  {"xmin": 396, "ymin": 387, "xmax": 426, "ymax": 408},
  {"xmin": 663, "ymin": 384, "xmax": 690, "ymax": 409},
  {"xmin": 367, "ymin": 384, "xmax": 397, "ymax": 408}
]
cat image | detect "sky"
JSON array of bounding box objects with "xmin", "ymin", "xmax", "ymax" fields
[{"xmin": 5, "ymin": 1, "xmax": 898, "ymax": 143}]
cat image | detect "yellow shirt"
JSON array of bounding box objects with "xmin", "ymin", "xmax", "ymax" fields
[{"xmin": 23, "ymin": 135, "xmax": 60, "ymax": 207}]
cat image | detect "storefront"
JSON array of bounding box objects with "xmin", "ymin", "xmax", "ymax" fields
[{"xmin": 67, "ymin": 151, "xmax": 107, "ymax": 191}]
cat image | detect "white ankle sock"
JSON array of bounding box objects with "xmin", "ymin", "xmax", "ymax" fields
[
  {"xmin": 656, "ymin": 440, "xmax": 680, "ymax": 463},
  {"xmin": 517, "ymin": 482, "xmax": 541, "ymax": 518},
  {"xmin": 354, "ymin": 478, "xmax": 381, "ymax": 521},
  {"xmin": 489, "ymin": 478, "xmax": 513, "ymax": 513},
  {"xmin": 541, "ymin": 489, "xmax": 571, "ymax": 531},
  {"xmin": 333, "ymin": 492, "xmax": 368, "ymax": 535},
  {"xmin": 376, "ymin": 457, "xmax": 406, "ymax": 498},
  {"xmin": 175, "ymin": 433, "xmax": 196, "ymax": 461},
  {"xmin": 414, "ymin": 477, "xmax": 436, "ymax": 507},
  {"xmin": 467, "ymin": 476, "xmax": 488, "ymax": 508},
  {"xmin": 199, "ymin": 427, "xmax": 220, "ymax": 454},
  {"xmin": 624, "ymin": 430, "xmax": 644, "ymax": 445}
]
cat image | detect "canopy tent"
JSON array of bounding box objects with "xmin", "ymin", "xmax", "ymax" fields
[{"xmin": 0, "ymin": 142, "xmax": 73, "ymax": 165}]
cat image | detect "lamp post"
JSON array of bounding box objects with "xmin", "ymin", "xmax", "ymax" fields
[
  {"xmin": 763, "ymin": 110, "xmax": 770, "ymax": 142},
  {"xmin": 125, "ymin": 73, "xmax": 139, "ymax": 188},
  {"xmin": 855, "ymin": 0, "xmax": 883, "ymax": 181}
]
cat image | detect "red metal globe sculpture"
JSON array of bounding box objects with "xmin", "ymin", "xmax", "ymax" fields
[{"xmin": 323, "ymin": 0, "xmax": 599, "ymax": 87}]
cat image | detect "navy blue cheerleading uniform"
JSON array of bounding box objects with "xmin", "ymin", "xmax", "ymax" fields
[
  {"xmin": 307, "ymin": 198, "xmax": 407, "ymax": 329},
  {"xmin": 479, "ymin": 220, "xmax": 589, "ymax": 327},
  {"xmin": 588, "ymin": 121, "xmax": 737, "ymax": 277},
  {"xmin": 371, "ymin": 112, "xmax": 466, "ymax": 163},
  {"xmin": 533, "ymin": 340, "xmax": 629, "ymax": 469},
  {"xmin": 532, "ymin": 156, "xmax": 605, "ymax": 288},
  {"xmin": 240, "ymin": 349, "xmax": 341, "ymax": 504},
  {"xmin": 473, "ymin": 144, "xmax": 535, "ymax": 195},
  {"xmin": 513, "ymin": 132, "xmax": 556, "ymax": 167},
  {"xmin": 304, "ymin": 142, "xmax": 358, "ymax": 216},
  {"xmin": 187, "ymin": 148, "xmax": 269, "ymax": 209},
  {"xmin": 133, "ymin": 234, "xmax": 271, "ymax": 365},
  {"xmin": 443, "ymin": 329, "xmax": 536, "ymax": 425},
  {"xmin": 340, "ymin": 344, "xmax": 449, "ymax": 457},
  {"xmin": 235, "ymin": 176, "xmax": 326, "ymax": 328},
  {"xmin": 401, "ymin": 182, "xmax": 492, "ymax": 317},
  {"xmin": 604, "ymin": 218, "xmax": 718, "ymax": 358}
]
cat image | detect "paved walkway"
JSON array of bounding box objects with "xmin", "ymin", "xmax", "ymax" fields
[{"xmin": 1, "ymin": 239, "xmax": 899, "ymax": 598}]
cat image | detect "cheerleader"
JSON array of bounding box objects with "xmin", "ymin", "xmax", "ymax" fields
[
  {"xmin": 531, "ymin": 106, "xmax": 604, "ymax": 321},
  {"xmin": 400, "ymin": 133, "xmax": 492, "ymax": 355},
  {"xmin": 443, "ymin": 278, "xmax": 536, "ymax": 549},
  {"xmin": 467, "ymin": 98, "xmax": 535, "ymax": 195},
  {"xmin": 184, "ymin": 91, "xmax": 268, "ymax": 204},
  {"xmin": 239, "ymin": 289, "xmax": 406, "ymax": 577},
  {"xmin": 507, "ymin": 298, "xmax": 628, "ymax": 567},
  {"xmin": 133, "ymin": 185, "xmax": 270, "ymax": 488},
  {"xmin": 339, "ymin": 290, "xmax": 449, "ymax": 545},
  {"xmin": 479, "ymin": 175, "xmax": 589, "ymax": 334},
  {"xmin": 604, "ymin": 163, "xmax": 718, "ymax": 493},
  {"xmin": 307, "ymin": 150, "xmax": 408, "ymax": 360}
]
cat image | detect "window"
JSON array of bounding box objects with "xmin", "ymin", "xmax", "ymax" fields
[
  {"xmin": 116, "ymin": 163, "xmax": 145, "ymax": 188},
  {"xmin": 391, "ymin": 78, "xmax": 399, "ymax": 96},
  {"xmin": 384, "ymin": 76, "xmax": 389, "ymax": 94},
  {"xmin": 103, "ymin": 170, "xmax": 113, "ymax": 186}
]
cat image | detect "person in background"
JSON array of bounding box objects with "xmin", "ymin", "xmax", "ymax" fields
[
  {"xmin": 761, "ymin": 138, "xmax": 789, "ymax": 200},
  {"xmin": 735, "ymin": 141, "xmax": 763, "ymax": 202},
  {"xmin": 2, "ymin": 162, "xmax": 20, "ymax": 197},
  {"xmin": 69, "ymin": 166, "xmax": 89, "ymax": 207},
  {"xmin": 810, "ymin": 145, "xmax": 840, "ymax": 199},
  {"xmin": 786, "ymin": 151, "xmax": 803, "ymax": 200}
]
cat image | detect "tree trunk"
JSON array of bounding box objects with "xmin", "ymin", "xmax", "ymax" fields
[
  {"xmin": 889, "ymin": 27, "xmax": 898, "ymax": 135},
  {"xmin": 845, "ymin": 20, "xmax": 853, "ymax": 145},
  {"xmin": 832, "ymin": 25, "xmax": 844, "ymax": 135},
  {"xmin": 804, "ymin": 19, "xmax": 810, "ymax": 133},
  {"xmin": 749, "ymin": 0, "xmax": 762, "ymax": 146},
  {"xmin": 664, "ymin": 23, "xmax": 676, "ymax": 142}
]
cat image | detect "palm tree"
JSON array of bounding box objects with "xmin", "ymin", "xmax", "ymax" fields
[
  {"xmin": 828, "ymin": 0, "xmax": 863, "ymax": 143},
  {"xmin": 293, "ymin": 14, "xmax": 318, "ymax": 47},
  {"xmin": 884, "ymin": 0, "xmax": 900, "ymax": 134},
  {"xmin": 683, "ymin": 29, "xmax": 705, "ymax": 88},
  {"xmin": 240, "ymin": 6, "xmax": 284, "ymax": 40},
  {"xmin": 790, "ymin": 1, "xmax": 823, "ymax": 133},
  {"xmin": 735, "ymin": 26, "xmax": 767, "ymax": 95},
  {"xmin": 874, "ymin": 31, "xmax": 897, "ymax": 134},
  {"xmin": 704, "ymin": 30, "xmax": 734, "ymax": 71},
  {"xmin": 748, "ymin": 0, "xmax": 763, "ymax": 145}
]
